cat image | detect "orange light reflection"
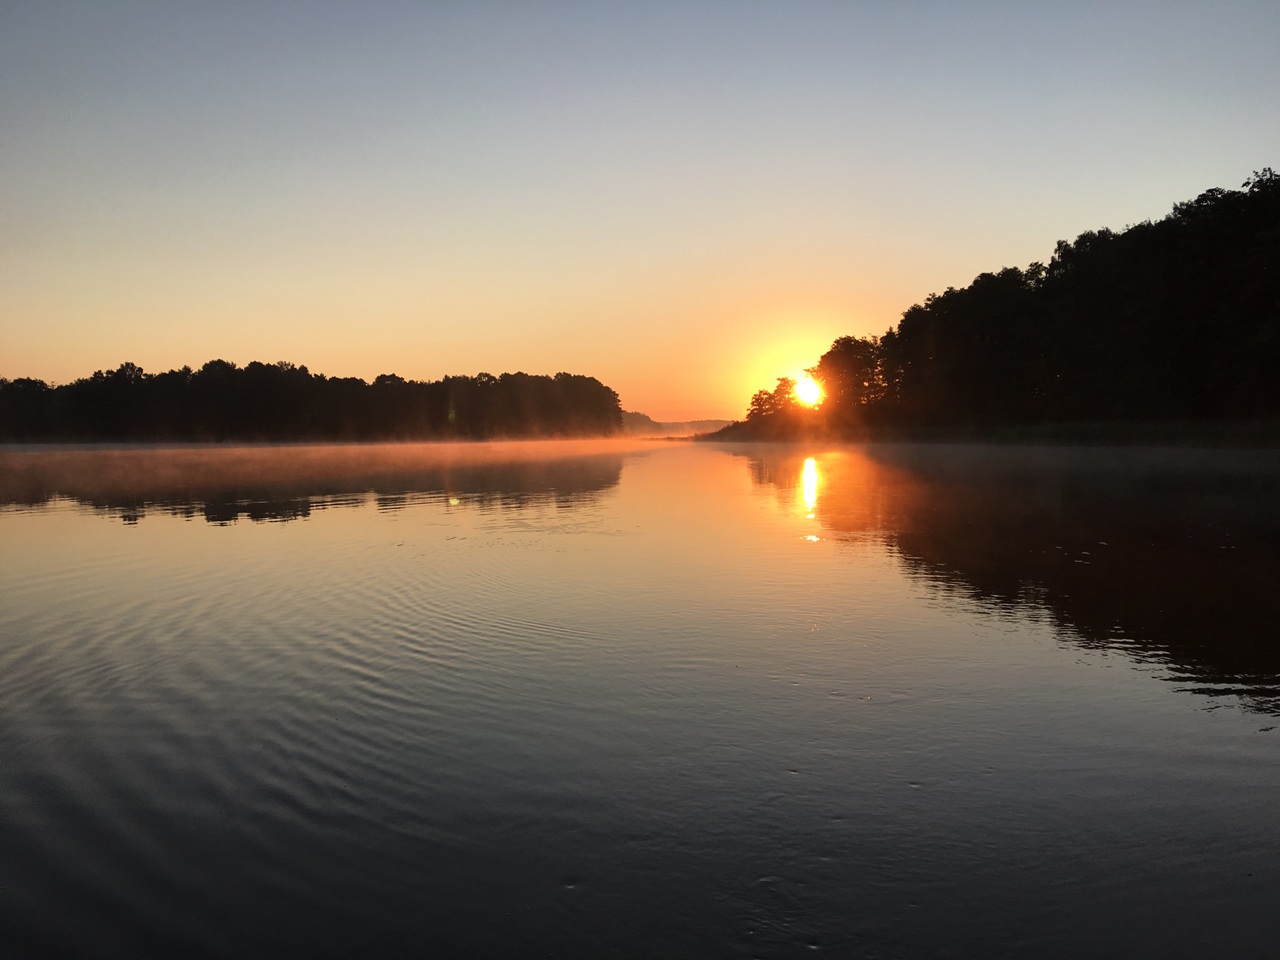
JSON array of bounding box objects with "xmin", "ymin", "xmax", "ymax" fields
[{"xmin": 801, "ymin": 457, "xmax": 819, "ymax": 518}]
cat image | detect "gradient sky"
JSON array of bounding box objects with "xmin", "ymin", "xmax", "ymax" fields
[{"xmin": 3, "ymin": 1, "xmax": 1277, "ymax": 420}]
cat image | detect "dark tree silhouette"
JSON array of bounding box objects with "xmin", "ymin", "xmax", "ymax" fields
[
  {"xmin": 716, "ymin": 169, "xmax": 1280, "ymax": 439},
  {"xmin": 746, "ymin": 377, "xmax": 797, "ymax": 420},
  {"xmin": 813, "ymin": 336, "xmax": 881, "ymax": 409},
  {"xmin": 0, "ymin": 362, "xmax": 624, "ymax": 441}
]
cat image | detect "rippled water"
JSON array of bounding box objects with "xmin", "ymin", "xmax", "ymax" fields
[{"xmin": 2, "ymin": 440, "xmax": 1278, "ymax": 958}]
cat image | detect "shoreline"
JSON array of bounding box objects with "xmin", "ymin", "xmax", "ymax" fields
[{"xmin": 698, "ymin": 417, "xmax": 1280, "ymax": 449}]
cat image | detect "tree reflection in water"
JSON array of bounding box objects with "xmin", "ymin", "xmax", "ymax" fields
[
  {"xmin": 739, "ymin": 444, "xmax": 1280, "ymax": 716},
  {"xmin": 0, "ymin": 442, "xmax": 628, "ymax": 525}
]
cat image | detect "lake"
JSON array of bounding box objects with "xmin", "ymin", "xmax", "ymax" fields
[{"xmin": 1, "ymin": 440, "xmax": 1278, "ymax": 959}]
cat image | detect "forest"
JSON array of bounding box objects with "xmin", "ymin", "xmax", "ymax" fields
[
  {"xmin": 725, "ymin": 169, "xmax": 1280, "ymax": 438},
  {"xmin": 0, "ymin": 363, "xmax": 623, "ymax": 441}
]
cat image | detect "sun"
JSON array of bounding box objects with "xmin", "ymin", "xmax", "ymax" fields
[{"xmin": 794, "ymin": 374, "xmax": 822, "ymax": 407}]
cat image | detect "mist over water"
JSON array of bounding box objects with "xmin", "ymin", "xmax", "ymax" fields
[
  {"xmin": 2, "ymin": 441, "xmax": 1278, "ymax": 958},
  {"xmin": 0, "ymin": 439, "xmax": 643, "ymax": 522}
]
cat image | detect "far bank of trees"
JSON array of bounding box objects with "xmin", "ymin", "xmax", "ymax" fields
[
  {"xmin": 731, "ymin": 168, "xmax": 1280, "ymax": 436},
  {"xmin": 0, "ymin": 362, "xmax": 623, "ymax": 441}
]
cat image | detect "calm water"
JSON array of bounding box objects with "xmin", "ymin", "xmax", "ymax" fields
[{"xmin": 1, "ymin": 440, "xmax": 1278, "ymax": 959}]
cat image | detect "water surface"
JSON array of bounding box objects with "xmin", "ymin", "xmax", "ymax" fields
[{"xmin": 2, "ymin": 440, "xmax": 1277, "ymax": 958}]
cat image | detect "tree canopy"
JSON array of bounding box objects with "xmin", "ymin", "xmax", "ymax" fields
[
  {"xmin": 0, "ymin": 362, "xmax": 623, "ymax": 441},
  {"xmin": 724, "ymin": 169, "xmax": 1280, "ymax": 437}
]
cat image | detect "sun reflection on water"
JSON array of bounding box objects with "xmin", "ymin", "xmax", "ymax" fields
[{"xmin": 801, "ymin": 457, "xmax": 818, "ymax": 518}]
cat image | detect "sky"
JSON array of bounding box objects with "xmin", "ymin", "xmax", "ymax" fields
[{"xmin": 3, "ymin": 1, "xmax": 1278, "ymax": 420}]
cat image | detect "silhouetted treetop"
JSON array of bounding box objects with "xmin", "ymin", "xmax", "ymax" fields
[
  {"xmin": 0, "ymin": 362, "xmax": 623, "ymax": 441},
  {"xmin": 719, "ymin": 169, "xmax": 1280, "ymax": 438}
]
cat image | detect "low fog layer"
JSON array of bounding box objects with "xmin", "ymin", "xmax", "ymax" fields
[{"xmin": 0, "ymin": 439, "xmax": 658, "ymax": 518}]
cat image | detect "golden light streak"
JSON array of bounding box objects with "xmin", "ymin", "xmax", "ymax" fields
[{"xmin": 801, "ymin": 457, "xmax": 818, "ymax": 518}]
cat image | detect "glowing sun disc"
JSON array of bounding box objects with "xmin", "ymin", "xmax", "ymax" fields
[{"xmin": 795, "ymin": 375, "xmax": 822, "ymax": 406}]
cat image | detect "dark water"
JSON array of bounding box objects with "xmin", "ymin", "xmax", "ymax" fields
[{"xmin": 1, "ymin": 440, "xmax": 1278, "ymax": 959}]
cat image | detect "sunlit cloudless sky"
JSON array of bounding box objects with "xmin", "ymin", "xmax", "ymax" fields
[{"xmin": 3, "ymin": 1, "xmax": 1277, "ymax": 419}]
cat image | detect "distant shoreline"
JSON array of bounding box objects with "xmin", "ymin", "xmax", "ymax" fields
[
  {"xmin": 7, "ymin": 418, "xmax": 1280, "ymax": 450},
  {"xmin": 697, "ymin": 417, "xmax": 1280, "ymax": 448}
]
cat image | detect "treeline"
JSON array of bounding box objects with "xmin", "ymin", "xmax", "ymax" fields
[
  {"xmin": 621, "ymin": 411, "xmax": 732, "ymax": 436},
  {"xmin": 0, "ymin": 361, "xmax": 623, "ymax": 441},
  {"xmin": 734, "ymin": 168, "xmax": 1280, "ymax": 436}
]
